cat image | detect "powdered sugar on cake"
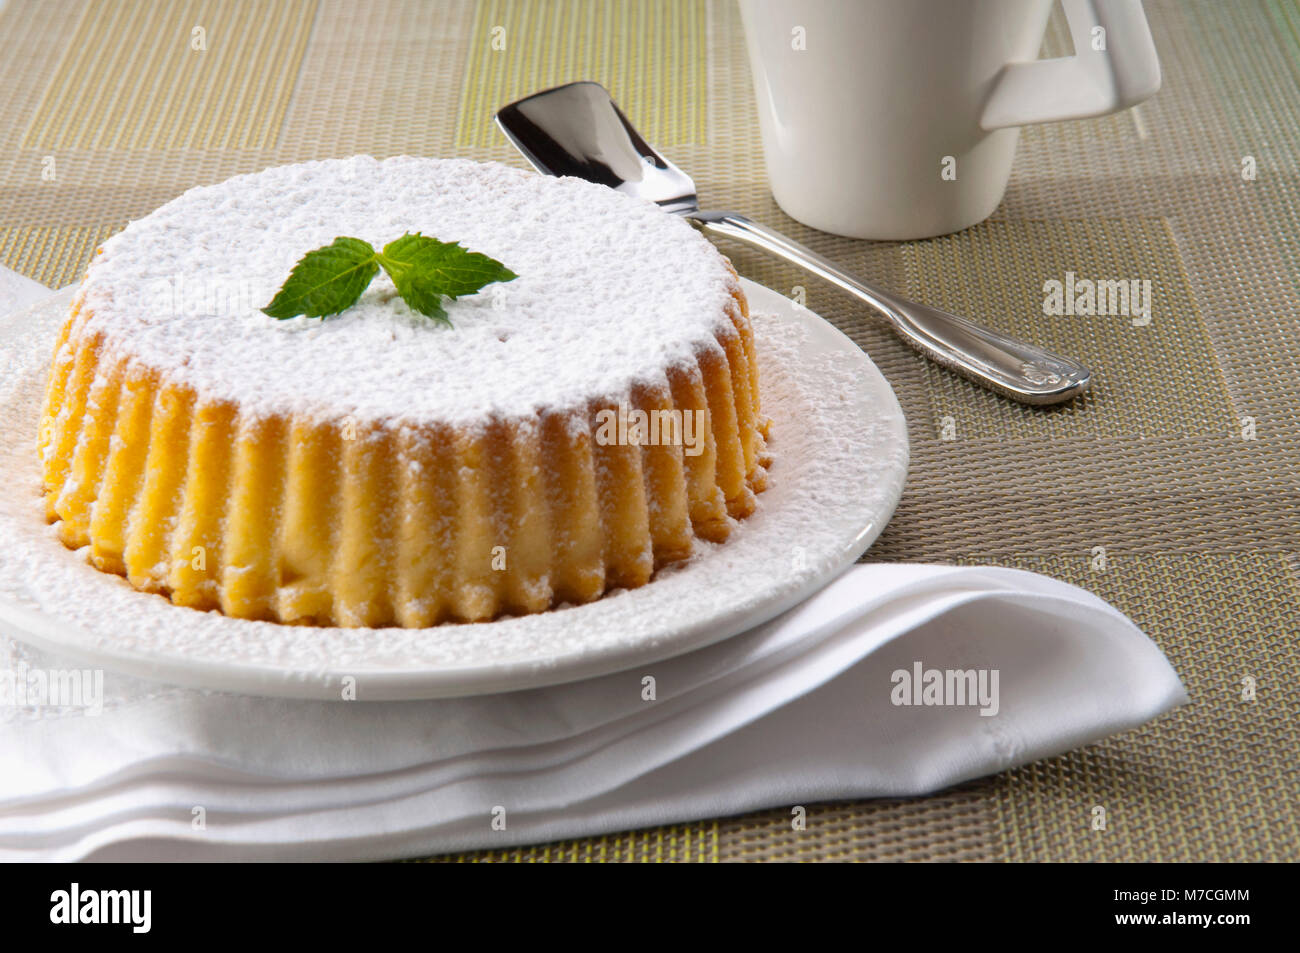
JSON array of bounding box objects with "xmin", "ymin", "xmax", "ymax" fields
[{"xmin": 75, "ymin": 156, "xmax": 739, "ymax": 427}]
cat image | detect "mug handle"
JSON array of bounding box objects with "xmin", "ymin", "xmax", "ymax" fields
[{"xmin": 980, "ymin": 0, "xmax": 1161, "ymax": 130}]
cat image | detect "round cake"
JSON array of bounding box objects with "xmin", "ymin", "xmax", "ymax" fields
[{"xmin": 39, "ymin": 156, "xmax": 770, "ymax": 627}]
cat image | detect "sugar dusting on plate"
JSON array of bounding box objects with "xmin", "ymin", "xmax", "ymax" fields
[{"xmin": 0, "ymin": 283, "xmax": 908, "ymax": 703}]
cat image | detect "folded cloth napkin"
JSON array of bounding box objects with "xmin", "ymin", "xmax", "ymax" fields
[
  {"xmin": 0, "ymin": 264, "xmax": 55, "ymax": 314},
  {"xmin": 0, "ymin": 563, "xmax": 1185, "ymax": 861},
  {"xmin": 0, "ymin": 268, "xmax": 1186, "ymax": 861}
]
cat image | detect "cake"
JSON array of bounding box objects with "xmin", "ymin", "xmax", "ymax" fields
[{"xmin": 38, "ymin": 156, "xmax": 770, "ymax": 627}]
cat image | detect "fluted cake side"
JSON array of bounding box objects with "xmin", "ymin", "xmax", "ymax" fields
[{"xmin": 40, "ymin": 272, "xmax": 769, "ymax": 626}]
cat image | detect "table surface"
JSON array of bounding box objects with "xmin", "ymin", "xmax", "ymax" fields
[{"xmin": 1, "ymin": 0, "xmax": 1296, "ymax": 862}]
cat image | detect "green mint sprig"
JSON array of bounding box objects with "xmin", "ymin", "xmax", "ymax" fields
[{"xmin": 261, "ymin": 233, "xmax": 516, "ymax": 325}]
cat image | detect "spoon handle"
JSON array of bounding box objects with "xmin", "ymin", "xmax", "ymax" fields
[{"xmin": 690, "ymin": 210, "xmax": 1090, "ymax": 406}]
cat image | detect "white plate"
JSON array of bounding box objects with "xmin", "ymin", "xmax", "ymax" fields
[{"xmin": 0, "ymin": 279, "xmax": 908, "ymax": 700}]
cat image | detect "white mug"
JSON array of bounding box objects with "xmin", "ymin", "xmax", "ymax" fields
[{"xmin": 738, "ymin": 0, "xmax": 1161, "ymax": 240}]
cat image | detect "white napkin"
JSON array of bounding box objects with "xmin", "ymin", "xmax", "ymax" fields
[
  {"xmin": 0, "ymin": 562, "xmax": 1185, "ymax": 861},
  {"xmin": 0, "ymin": 268, "xmax": 1187, "ymax": 861},
  {"xmin": 0, "ymin": 264, "xmax": 55, "ymax": 314}
]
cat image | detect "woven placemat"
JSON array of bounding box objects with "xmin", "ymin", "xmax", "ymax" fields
[{"xmin": 0, "ymin": 0, "xmax": 1295, "ymax": 862}]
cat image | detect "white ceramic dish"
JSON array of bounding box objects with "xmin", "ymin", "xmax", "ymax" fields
[{"xmin": 0, "ymin": 278, "xmax": 908, "ymax": 700}]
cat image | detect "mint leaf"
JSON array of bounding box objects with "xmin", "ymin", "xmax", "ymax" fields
[
  {"xmin": 260, "ymin": 233, "xmax": 517, "ymax": 324},
  {"xmin": 262, "ymin": 237, "xmax": 379, "ymax": 319},
  {"xmin": 378, "ymin": 233, "xmax": 516, "ymax": 323}
]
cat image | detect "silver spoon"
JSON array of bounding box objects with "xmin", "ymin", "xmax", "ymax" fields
[{"xmin": 495, "ymin": 81, "xmax": 1090, "ymax": 405}]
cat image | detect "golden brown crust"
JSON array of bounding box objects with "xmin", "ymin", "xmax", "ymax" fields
[{"xmin": 40, "ymin": 279, "xmax": 770, "ymax": 627}]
